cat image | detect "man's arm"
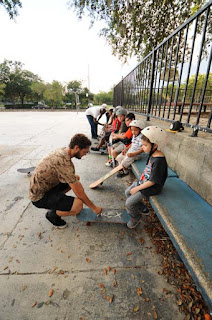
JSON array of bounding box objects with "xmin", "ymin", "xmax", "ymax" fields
[{"xmin": 70, "ymin": 181, "xmax": 102, "ymax": 214}]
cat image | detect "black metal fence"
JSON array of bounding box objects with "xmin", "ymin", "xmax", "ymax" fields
[{"xmin": 113, "ymin": 1, "xmax": 212, "ymax": 135}]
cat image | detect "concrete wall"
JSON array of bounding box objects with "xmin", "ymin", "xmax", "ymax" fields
[{"xmin": 138, "ymin": 116, "xmax": 212, "ymax": 205}]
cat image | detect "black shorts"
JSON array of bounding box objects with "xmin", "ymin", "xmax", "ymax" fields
[{"xmin": 32, "ymin": 183, "xmax": 75, "ymax": 211}]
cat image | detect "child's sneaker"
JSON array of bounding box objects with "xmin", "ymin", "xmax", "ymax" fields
[
  {"xmin": 127, "ymin": 216, "xmax": 142, "ymax": 229},
  {"xmin": 45, "ymin": 210, "xmax": 67, "ymax": 229},
  {"xmin": 105, "ymin": 160, "xmax": 112, "ymax": 167},
  {"xmin": 117, "ymin": 170, "xmax": 129, "ymax": 178},
  {"xmin": 142, "ymin": 206, "xmax": 149, "ymax": 215}
]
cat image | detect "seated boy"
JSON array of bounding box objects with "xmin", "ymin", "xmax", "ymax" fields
[
  {"xmin": 111, "ymin": 112, "xmax": 135, "ymax": 159},
  {"xmin": 125, "ymin": 126, "xmax": 168, "ymax": 229},
  {"xmin": 116, "ymin": 120, "xmax": 145, "ymax": 177},
  {"xmin": 105, "ymin": 108, "xmax": 128, "ymax": 167}
]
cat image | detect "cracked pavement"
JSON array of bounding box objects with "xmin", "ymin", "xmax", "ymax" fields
[{"xmin": 0, "ymin": 111, "xmax": 184, "ymax": 320}]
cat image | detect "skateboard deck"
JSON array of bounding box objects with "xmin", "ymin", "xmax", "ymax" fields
[
  {"xmin": 77, "ymin": 208, "xmax": 130, "ymax": 224},
  {"xmin": 17, "ymin": 167, "xmax": 35, "ymax": 174},
  {"xmin": 89, "ymin": 164, "xmax": 123, "ymax": 189}
]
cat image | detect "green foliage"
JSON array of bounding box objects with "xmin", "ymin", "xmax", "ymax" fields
[
  {"xmin": 43, "ymin": 81, "xmax": 64, "ymax": 107},
  {"xmin": 0, "ymin": 83, "xmax": 5, "ymax": 99},
  {"xmin": 69, "ymin": 0, "xmax": 205, "ymax": 61},
  {"xmin": 94, "ymin": 90, "xmax": 113, "ymax": 105},
  {"xmin": 65, "ymin": 80, "xmax": 94, "ymax": 107},
  {"xmin": 0, "ymin": 0, "xmax": 22, "ymax": 19},
  {"xmin": 0, "ymin": 59, "xmax": 40, "ymax": 106}
]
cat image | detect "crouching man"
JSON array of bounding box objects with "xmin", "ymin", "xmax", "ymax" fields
[{"xmin": 29, "ymin": 134, "xmax": 102, "ymax": 228}]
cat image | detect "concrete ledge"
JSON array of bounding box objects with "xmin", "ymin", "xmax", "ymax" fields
[{"xmin": 131, "ymin": 159, "xmax": 212, "ymax": 309}]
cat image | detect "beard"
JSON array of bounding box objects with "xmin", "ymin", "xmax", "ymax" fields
[{"xmin": 74, "ymin": 151, "xmax": 81, "ymax": 159}]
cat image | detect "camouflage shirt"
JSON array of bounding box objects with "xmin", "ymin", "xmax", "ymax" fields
[{"xmin": 29, "ymin": 148, "xmax": 77, "ymax": 202}]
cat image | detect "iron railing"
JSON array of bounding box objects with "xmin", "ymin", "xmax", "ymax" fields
[{"xmin": 113, "ymin": 1, "xmax": 212, "ymax": 136}]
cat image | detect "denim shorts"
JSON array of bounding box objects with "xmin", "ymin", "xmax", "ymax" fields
[{"xmin": 32, "ymin": 183, "xmax": 74, "ymax": 211}]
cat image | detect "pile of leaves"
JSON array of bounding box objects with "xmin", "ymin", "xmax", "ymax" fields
[{"xmin": 143, "ymin": 205, "xmax": 211, "ymax": 320}]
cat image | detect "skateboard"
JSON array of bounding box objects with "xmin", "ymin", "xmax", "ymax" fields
[
  {"xmin": 77, "ymin": 207, "xmax": 130, "ymax": 224},
  {"xmin": 17, "ymin": 167, "xmax": 35, "ymax": 175},
  {"xmin": 89, "ymin": 164, "xmax": 123, "ymax": 189}
]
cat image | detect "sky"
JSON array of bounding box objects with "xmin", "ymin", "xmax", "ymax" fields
[{"xmin": 0, "ymin": 0, "xmax": 138, "ymax": 93}]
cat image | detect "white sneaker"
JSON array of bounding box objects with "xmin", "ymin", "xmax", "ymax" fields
[{"xmin": 105, "ymin": 161, "xmax": 112, "ymax": 167}]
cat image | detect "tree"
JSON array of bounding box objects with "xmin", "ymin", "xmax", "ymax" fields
[
  {"xmin": 69, "ymin": 0, "xmax": 205, "ymax": 61},
  {"xmin": 0, "ymin": 59, "xmax": 40, "ymax": 106},
  {"xmin": 94, "ymin": 90, "xmax": 113, "ymax": 105},
  {"xmin": 0, "ymin": 0, "xmax": 22, "ymax": 19},
  {"xmin": 31, "ymin": 81, "xmax": 46, "ymax": 102},
  {"xmin": 43, "ymin": 81, "xmax": 64, "ymax": 107},
  {"xmin": 0, "ymin": 83, "xmax": 5, "ymax": 100}
]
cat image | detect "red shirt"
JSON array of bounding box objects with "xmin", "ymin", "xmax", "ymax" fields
[
  {"xmin": 124, "ymin": 128, "xmax": 133, "ymax": 146},
  {"xmin": 112, "ymin": 118, "xmax": 121, "ymax": 132}
]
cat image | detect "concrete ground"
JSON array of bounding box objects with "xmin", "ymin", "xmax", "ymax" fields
[{"xmin": 0, "ymin": 111, "xmax": 184, "ymax": 320}]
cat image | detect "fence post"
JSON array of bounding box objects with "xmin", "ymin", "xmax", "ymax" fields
[
  {"xmin": 121, "ymin": 76, "xmax": 124, "ymax": 107},
  {"xmin": 146, "ymin": 49, "xmax": 156, "ymax": 121}
]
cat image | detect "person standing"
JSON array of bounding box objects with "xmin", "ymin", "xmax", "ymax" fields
[
  {"xmin": 29, "ymin": 134, "xmax": 102, "ymax": 228},
  {"xmin": 85, "ymin": 105, "xmax": 106, "ymax": 139}
]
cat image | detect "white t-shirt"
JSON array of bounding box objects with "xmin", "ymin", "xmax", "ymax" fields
[
  {"xmin": 128, "ymin": 133, "xmax": 142, "ymax": 153},
  {"xmin": 85, "ymin": 106, "xmax": 104, "ymax": 119}
]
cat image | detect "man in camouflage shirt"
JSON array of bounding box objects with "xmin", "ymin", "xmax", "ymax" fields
[{"xmin": 29, "ymin": 134, "xmax": 102, "ymax": 228}]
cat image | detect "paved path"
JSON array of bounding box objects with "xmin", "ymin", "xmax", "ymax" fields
[{"xmin": 0, "ymin": 112, "xmax": 184, "ymax": 320}]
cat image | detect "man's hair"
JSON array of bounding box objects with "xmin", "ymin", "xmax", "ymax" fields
[
  {"xmin": 69, "ymin": 134, "xmax": 91, "ymax": 149},
  {"xmin": 126, "ymin": 113, "xmax": 135, "ymax": 120}
]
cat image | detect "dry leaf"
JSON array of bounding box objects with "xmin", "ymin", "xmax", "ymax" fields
[
  {"xmin": 195, "ymin": 308, "xmax": 200, "ymax": 314},
  {"xmin": 144, "ymin": 298, "xmax": 150, "ymax": 302},
  {"xmin": 133, "ymin": 306, "xmax": 139, "ymax": 312},
  {"xmin": 58, "ymin": 270, "xmax": 64, "ymax": 274},
  {"xmin": 99, "ymin": 283, "xmax": 104, "ymax": 288},
  {"xmin": 32, "ymin": 302, "xmax": 37, "ymax": 308},
  {"xmin": 48, "ymin": 289, "xmax": 54, "ymax": 297},
  {"xmin": 106, "ymin": 295, "xmax": 114, "ymax": 303},
  {"xmin": 113, "ymin": 269, "xmax": 117, "ymax": 274},
  {"xmin": 136, "ymin": 287, "xmax": 143, "ymax": 296},
  {"xmin": 139, "ymin": 237, "xmax": 145, "ymax": 244},
  {"xmin": 22, "ymin": 285, "xmax": 28, "ymax": 291},
  {"xmin": 86, "ymin": 258, "xmax": 91, "ymax": 263},
  {"xmin": 37, "ymin": 232, "xmax": 42, "ymax": 239},
  {"xmin": 107, "ymin": 266, "xmax": 111, "ymax": 271},
  {"xmin": 8, "ymin": 257, "xmax": 13, "ymax": 262},
  {"xmin": 104, "ymin": 268, "xmax": 107, "ymax": 275},
  {"xmin": 100, "ymin": 288, "xmax": 106, "ymax": 295},
  {"xmin": 67, "ymin": 254, "xmax": 71, "ymax": 259},
  {"xmin": 127, "ymin": 252, "xmax": 132, "ymax": 256},
  {"xmin": 113, "ymin": 279, "xmax": 117, "ymax": 287},
  {"xmin": 177, "ymin": 299, "xmax": 183, "ymax": 306},
  {"xmin": 4, "ymin": 266, "xmax": 8, "ymax": 270},
  {"xmin": 204, "ymin": 314, "xmax": 212, "ymax": 320},
  {"xmin": 153, "ymin": 309, "xmax": 157, "ymax": 319},
  {"xmin": 131, "ymin": 274, "xmax": 135, "ymax": 279}
]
